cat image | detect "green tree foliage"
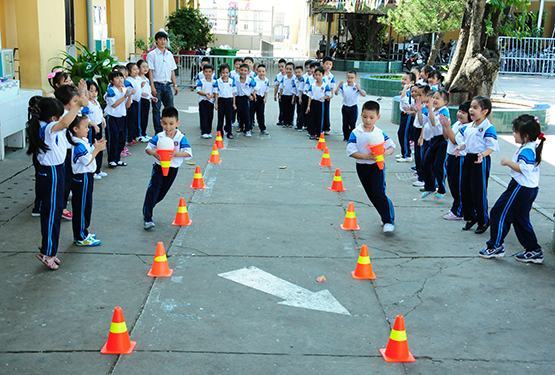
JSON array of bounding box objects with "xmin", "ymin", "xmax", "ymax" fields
[{"xmin": 166, "ymin": 8, "xmax": 214, "ymax": 51}]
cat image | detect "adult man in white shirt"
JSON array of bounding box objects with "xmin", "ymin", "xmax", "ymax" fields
[{"xmin": 147, "ymin": 31, "xmax": 179, "ymax": 133}]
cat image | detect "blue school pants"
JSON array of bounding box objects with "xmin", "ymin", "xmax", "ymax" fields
[
  {"xmin": 356, "ymin": 163, "xmax": 395, "ymax": 225},
  {"xmin": 71, "ymin": 172, "xmax": 94, "ymax": 241},
  {"xmin": 236, "ymin": 96, "xmax": 252, "ymax": 132},
  {"xmin": 37, "ymin": 164, "xmax": 65, "ymax": 257},
  {"xmin": 217, "ymin": 97, "xmax": 234, "ymax": 136},
  {"xmin": 107, "ymin": 115, "xmax": 126, "ymax": 163},
  {"xmin": 462, "ymin": 153, "xmax": 491, "ymax": 226},
  {"xmin": 398, "ymin": 112, "xmax": 413, "ymax": 158},
  {"xmin": 423, "ymin": 135, "xmax": 447, "ymax": 194},
  {"xmin": 143, "ymin": 164, "xmax": 179, "ymax": 222},
  {"xmin": 446, "ymin": 154, "xmax": 464, "ymax": 217}
]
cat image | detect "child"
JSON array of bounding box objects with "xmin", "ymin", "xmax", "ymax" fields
[
  {"xmin": 416, "ymin": 89, "xmax": 434, "ymax": 188},
  {"xmin": 235, "ymin": 63, "xmax": 256, "ymax": 136},
  {"xmin": 230, "ymin": 57, "xmax": 243, "ymax": 127},
  {"xmin": 479, "ymin": 114, "xmax": 545, "ymax": 263},
  {"xmin": 244, "ymin": 56, "xmax": 256, "ymax": 78},
  {"xmin": 86, "ymin": 80, "xmax": 107, "ymax": 180},
  {"xmin": 196, "ymin": 64, "xmax": 216, "ymax": 138},
  {"xmin": 293, "ymin": 65, "xmax": 305, "ymax": 131},
  {"xmin": 455, "ymin": 96, "xmax": 499, "ymax": 234},
  {"xmin": 253, "ymin": 64, "xmax": 270, "ymax": 135},
  {"xmin": 305, "ymin": 67, "xmax": 331, "ymax": 139},
  {"xmin": 302, "ymin": 61, "xmax": 318, "ymax": 133},
  {"xmin": 440, "ymin": 101, "xmax": 471, "ymax": 220},
  {"xmin": 274, "ymin": 58, "xmax": 287, "ymax": 125},
  {"xmin": 412, "ymin": 85, "xmax": 430, "ymax": 187},
  {"xmin": 335, "ymin": 70, "xmax": 367, "ymax": 141},
  {"xmin": 137, "ymin": 59, "xmax": 157, "ymax": 142},
  {"xmin": 105, "ymin": 71, "xmax": 133, "ymax": 168},
  {"xmin": 428, "ymin": 70, "xmax": 443, "ymax": 92},
  {"xmin": 347, "ymin": 100, "xmax": 396, "ymax": 233},
  {"xmin": 421, "ymin": 90, "xmax": 450, "ymax": 200},
  {"xmin": 214, "ymin": 63, "xmax": 237, "ymax": 139},
  {"xmin": 279, "ymin": 62, "xmax": 296, "ymax": 128},
  {"xmin": 27, "ymin": 97, "xmax": 80, "ymax": 270},
  {"xmin": 28, "ymin": 96, "xmax": 43, "ymax": 217},
  {"xmin": 143, "ymin": 107, "xmax": 192, "ymax": 230},
  {"xmin": 111, "ymin": 66, "xmax": 133, "ymax": 157},
  {"xmin": 397, "ymin": 72, "xmax": 416, "ymax": 162},
  {"xmin": 321, "ymin": 56, "xmax": 336, "ymax": 135},
  {"xmin": 48, "ymin": 70, "xmax": 72, "ymax": 91},
  {"xmin": 125, "ymin": 62, "xmax": 143, "ymax": 144},
  {"xmin": 195, "ymin": 56, "xmax": 214, "ymax": 81},
  {"xmin": 417, "ymin": 65, "xmax": 434, "ymax": 85},
  {"xmin": 66, "ymin": 116, "xmax": 106, "ymax": 246}
]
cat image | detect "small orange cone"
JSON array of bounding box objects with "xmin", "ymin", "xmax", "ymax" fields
[
  {"xmin": 172, "ymin": 197, "xmax": 192, "ymax": 226},
  {"xmin": 320, "ymin": 147, "xmax": 332, "ymax": 167},
  {"xmin": 147, "ymin": 242, "xmax": 173, "ymax": 278},
  {"xmin": 190, "ymin": 166, "xmax": 205, "ymax": 190},
  {"xmin": 215, "ymin": 131, "xmax": 224, "ymax": 149},
  {"xmin": 340, "ymin": 202, "xmax": 360, "ymax": 231},
  {"xmin": 380, "ymin": 315, "xmax": 415, "ymax": 362},
  {"xmin": 316, "ymin": 133, "xmax": 326, "ymax": 150},
  {"xmin": 351, "ymin": 245, "xmax": 376, "ymax": 280},
  {"xmin": 100, "ymin": 306, "xmax": 136, "ymax": 355},
  {"xmin": 369, "ymin": 142, "xmax": 385, "ymax": 170},
  {"xmin": 208, "ymin": 144, "xmax": 221, "ymax": 164},
  {"xmin": 328, "ymin": 168, "xmax": 346, "ymax": 192},
  {"xmin": 157, "ymin": 149, "xmax": 173, "ymax": 176}
]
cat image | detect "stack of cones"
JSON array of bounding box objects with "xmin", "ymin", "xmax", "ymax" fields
[
  {"xmin": 215, "ymin": 131, "xmax": 224, "ymax": 149},
  {"xmin": 190, "ymin": 166, "xmax": 205, "ymax": 190},
  {"xmin": 320, "ymin": 147, "xmax": 332, "ymax": 168},
  {"xmin": 340, "ymin": 202, "xmax": 360, "ymax": 231},
  {"xmin": 328, "ymin": 168, "xmax": 346, "ymax": 192},
  {"xmin": 100, "ymin": 306, "xmax": 136, "ymax": 355},
  {"xmin": 380, "ymin": 315, "xmax": 415, "ymax": 362},
  {"xmin": 156, "ymin": 149, "xmax": 173, "ymax": 177},
  {"xmin": 208, "ymin": 144, "xmax": 221, "ymax": 164},
  {"xmin": 351, "ymin": 245, "xmax": 376, "ymax": 280},
  {"xmin": 147, "ymin": 242, "xmax": 173, "ymax": 278},
  {"xmin": 316, "ymin": 133, "xmax": 326, "ymax": 150},
  {"xmin": 172, "ymin": 197, "xmax": 192, "ymax": 226}
]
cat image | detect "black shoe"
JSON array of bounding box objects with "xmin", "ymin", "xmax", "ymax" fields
[
  {"xmin": 227, "ymin": 133, "xmax": 234, "ymax": 139},
  {"xmin": 462, "ymin": 220, "xmax": 477, "ymax": 231},
  {"xmin": 475, "ymin": 224, "xmax": 489, "ymax": 234}
]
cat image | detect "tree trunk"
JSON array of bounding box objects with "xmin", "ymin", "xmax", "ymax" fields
[
  {"xmin": 427, "ymin": 32, "xmax": 444, "ymax": 65},
  {"xmin": 345, "ymin": 14, "xmax": 385, "ymax": 60}
]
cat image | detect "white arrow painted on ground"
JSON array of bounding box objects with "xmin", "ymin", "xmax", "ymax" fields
[{"xmin": 218, "ymin": 266, "xmax": 351, "ymax": 316}]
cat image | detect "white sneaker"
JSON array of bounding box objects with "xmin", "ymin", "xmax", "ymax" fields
[
  {"xmin": 207, "ymin": 134, "xmax": 213, "ymax": 138},
  {"xmin": 396, "ymin": 157, "xmax": 413, "ymax": 163},
  {"xmin": 383, "ymin": 223, "xmax": 395, "ymax": 233},
  {"xmin": 201, "ymin": 134, "xmax": 211, "ymax": 139},
  {"xmin": 395, "ymin": 154, "xmax": 402, "ymax": 158},
  {"xmin": 99, "ymin": 171, "xmax": 108, "ymax": 177},
  {"xmin": 245, "ymin": 131, "xmax": 252, "ymax": 137},
  {"xmin": 143, "ymin": 136, "xmax": 152, "ymax": 142},
  {"xmin": 412, "ymin": 180, "xmax": 425, "ymax": 187},
  {"xmin": 93, "ymin": 173, "xmax": 102, "ymax": 180},
  {"xmin": 443, "ymin": 211, "xmax": 463, "ymax": 221}
]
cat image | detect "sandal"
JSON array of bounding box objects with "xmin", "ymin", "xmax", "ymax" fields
[
  {"xmin": 35, "ymin": 253, "xmax": 59, "ymax": 270},
  {"xmin": 117, "ymin": 161, "xmax": 128, "ymax": 167}
]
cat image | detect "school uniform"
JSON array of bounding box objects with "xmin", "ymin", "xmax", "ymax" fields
[
  {"xmin": 143, "ymin": 130, "xmax": 192, "ymax": 222},
  {"xmin": 36, "ymin": 121, "xmax": 68, "ymax": 257},
  {"xmin": 104, "ymin": 86, "xmax": 128, "ymax": 163},
  {"xmin": 230, "ymin": 70, "xmax": 240, "ymax": 124},
  {"xmin": 456, "ymin": 118, "xmax": 499, "ymax": 226},
  {"xmin": 274, "ymin": 72, "xmax": 284, "ymax": 124},
  {"xmin": 486, "ymin": 142, "xmax": 541, "ymax": 251},
  {"xmin": 139, "ymin": 75, "xmax": 152, "ymax": 138},
  {"xmin": 307, "ymin": 81, "xmax": 331, "ymax": 137},
  {"xmin": 338, "ymin": 82, "xmax": 361, "ymax": 141},
  {"xmin": 85, "ymin": 100, "xmax": 104, "ymax": 174},
  {"xmin": 398, "ymin": 90, "xmax": 414, "ymax": 158},
  {"xmin": 214, "ymin": 77, "xmax": 237, "ymax": 137},
  {"xmin": 423, "ymin": 106, "xmax": 449, "ymax": 194},
  {"xmin": 126, "ymin": 76, "xmax": 142, "ymax": 142},
  {"xmin": 196, "ymin": 71, "xmax": 216, "ymax": 82},
  {"xmin": 146, "ymin": 47, "xmax": 177, "ymax": 134},
  {"xmin": 413, "ymin": 107, "xmax": 428, "ymax": 183},
  {"xmin": 279, "ymin": 75, "xmax": 296, "ymax": 126},
  {"xmin": 302, "ymin": 73, "xmax": 314, "ymax": 131},
  {"xmin": 293, "ymin": 75, "xmax": 305, "ymax": 130},
  {"xmin": 70, "ymin": 136, "xmax": 96, "ymax": 241},
  {"xmin": 446, "ymin": 121, "xmax": 467, "ymax": 217},
  {"xmin": 253, "ymin": 76, "xmax": 270, "ymax": 132},
  {"xmin": 236, "ymin": 76, "xmax": 256, "ymax": 133},
  {"xmin": 347, "ymin": 125, "xmax": 396, "ymax": 224},
  {"xmin": 322, "ymin": 72, "xmax": 336, "ymax": 132},
  {"xmin": 196, "ymin": 78, "xmax": 216, "ymax": 135}
]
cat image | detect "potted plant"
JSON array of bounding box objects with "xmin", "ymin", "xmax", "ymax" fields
[
  {"xmin": 166, "ymin": 7, "xmax": 214, "ymax": 54},
  {"xmin": 135, "ymin": 37, "xmax": 155, "ymax": 60}
]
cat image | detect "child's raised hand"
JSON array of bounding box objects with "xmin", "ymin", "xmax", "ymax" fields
[
  {"xmin": 94, "ymin": 138, "xmax": 107, "ymax": 152},
  {"xmin": 439, "ymin": 114, "xmax": 451, "ymax": 128},
  {"xmin": 500, "ymin": 158, "xmax": 510, "ymax": 166},
  {"xmin": 475, "ymin": 153, "xmax": 483, "ymax": 164}
]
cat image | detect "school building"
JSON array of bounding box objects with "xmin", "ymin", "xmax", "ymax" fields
[{"xmin": 0, "ymin": 0, "xmax": 197, "ymax": 92}]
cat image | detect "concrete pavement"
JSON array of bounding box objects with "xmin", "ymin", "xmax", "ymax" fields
[{"xmin": 1, "ymin": 76, "xmax": 555, "ymax": 374}]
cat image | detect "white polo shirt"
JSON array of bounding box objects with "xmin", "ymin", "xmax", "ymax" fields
[
  {"xmin": 430, "ymin": 106, "xmax": 450, "ymax": 138},
  {"xmin": 274, "ymin": 72, "xmax": 284, "ymax": 88},
  {"xmin": 447, "ymin": 121, "xmax": 468, "ymax": 156},
  {"xmin": 236, "ymin": 77, "xmax": 256, "ymax": 97},
  {"xmin": 323, "ymin": 72, "xmax": 336, "ymax": 90},
  {"xmin": 279, "ymin": 75, "xmax": 296, "ymax": 96},
  {"xmin": 104, "ymin": 86, "xmax": 128, "ymax": 118},
  {"xmin": 71, "ymin": 136, "xmax": 96, "ymax": 174},
  {"xmin": 303, "ymin": 74, "xmax": 315, "ymax": 95},
  {"xmin": 455, "ymin": 118, "xmax": 499, "ymax": 154},
  {"xmin": 294, "ymin": 75, "xmax": 305, "ymax": 96},
  {"xmin": 346, "ymin": 125, "xmax": 395, "ymax": 165},
  {"xmin": 126, "ymin": 76, "xmax": 143, "ymax": 102},
  {"xmin": 140, "ymin": 76, "xmax": 152, "ymax": 100},
  {"xmin": 146, "ymin": 130, "xmax": 192, "ymax": 168},
  {"xmin": 338, "ymin": 82, "xmax": 361, "ymax": 107},
  {"xmin": 196, "ymin": 79, "xmax": 216, "ymax": 103},
  {"xmin": 254, "ymin": 76, "xmax": 270, "ymax": 97},
  {"xmin": 307, "ymin": 82, "xmax": 331, "ymax": 102},
  {"xmin": 146, "ymin": 47, "xmax": 177, "ymax": 83},
  {"xmin": 511, "ymin": 142, "xmax": 540, "ymax": 188},
  {"xmin": 86, "ymin": 99, "xmax": 103, "ymax": 125},
  {"xmin": 214, "ymin": 78, "xmax": 237, "ymax": 98}
]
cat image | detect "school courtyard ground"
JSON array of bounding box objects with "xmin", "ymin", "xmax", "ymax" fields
[{"xmin": 1, "ymin": 74, "xmax": 554, "ymax": 375}]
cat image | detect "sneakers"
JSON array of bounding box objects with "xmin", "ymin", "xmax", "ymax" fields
[
  {"xmin": 99, "ymin": 171, "xmax": 108, "ymax": 177},
  {"xmin": 74, "ymin": 234, "xmax": 102, "ymax": 247},
  {"xmin": 108, "ymin": 162, "xmax": 118, "ymax": 168},
  {"xmin": 479, "ymin": 245, "xmax": 505, "ymax": 259},
  {"xmin": 475, "ymin": 223, "xmax": 489, "ymax": 234},
  {"xmin": 443, "ymin": 211, "xmax": 463, "ymax": 221},
  {"xmin": 396, "ymin": 157, "xmax": 413, "ymax": 163},
  {"xmin": 245, "ymin": 131, "xmax": 252, "ymax": 137},
  {"xmin": 62, "ymin": 209, "xmax": 73, "ymax": 221},
  {"xmin": 31, "ymin": 209, "xmax": 41, "ymax": 217},
  {"xmin": 116, "ymin": 161, "xmax": 128, "ymax": 167},
  {"xmin": 412, "ymin": 180, "xmax": 425, "ymax": 187},
  {"xmin": 434, "ymin": 192, "xmax": 445, "ymax": 200},
  {"xmin": 296, "ymin": 128, "xmax": 304, "ymax": 132},
  {"xmin": 514, "ymin": 250, "xmax": 544, "ymax": 264},
  {"xmin": 201, "ymin": 134, "xmax": 211, "ymax": 139},
  {"xmin": 383, "ymin": 223, "xmax": 395, "ymax": 233},
  {"xmin": 93, "ymin": 173, "xmax": 102, "ymax": 180},
  {"xmin": 261, "ymin": 130, "xmax": 270, "ymax": 135},
  {"xmin": 324, "ymin": 131, "xmax": 331, "ymax": 135},
  {"xmin": 144, "ymin": 221, "xmax": 155, "ymax": 231},
  {"xmin": 227, "ymin": 133, "xmax": 234, "ymax": 139},
  {"xmin": 420, "ymin": 191, "xmax": 433, "ymax": 199}
]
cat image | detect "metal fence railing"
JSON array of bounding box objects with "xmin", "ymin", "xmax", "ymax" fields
[{"xmin": 498, "ymin": 36, "xmax": 555, "ymax": 75}]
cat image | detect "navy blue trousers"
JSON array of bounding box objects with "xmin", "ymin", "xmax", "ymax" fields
[
  {"xmin": 295, "ymin": 96, "xmax": 304, "ymax": 129},
  {"xmin": 309, "ymin": 100, "xmax": 325, "ymax": 137},
  {"xmin": 217, "ymin": 97, "xmax": 234, "ymax": 136},
  {"xmin": 143, "ymin": 164, "xmax": 178, "ymax": 222},
  {"xmin": 301, "ymin": 94, "xmax": 310, "ymax": 130},
  {"xmin": 127, "ymin": 100, "xmax": 139, "ymax": 142},
  {"xmin": 423, "ymin": 136, "xmax": 447, "ymax": 194},
  {"xmin": 356, "ymin": 163, "xmax": 395, "ymax": 225},
  {"xmin": 281, "ymin": 95, "xmax": 294, "ymax": 125},
  {"xmin": 487, "ymin": 179, "xmax": 540, "ymax": 251},
  {"xmin": 446, "ymin": 154, "xmax": 464, "ymax": 217},
  {"xmin": 341, "ymin": 104, "xmax": 357, "ymax": 141},
  {"xmin": 413, "ymin": 129, "xmax": 424, "ymax": 182},
  {"xmin": 462, "ymin": 153, "xmax": 491, "ymax": 226},
  {"xmin": 88, "ymin": 125, "xmax": 104, "ymax": 174},
  {"xmin": 323, "ymin": 99, "xmax": 331, "ymax": 132},
  {"xmin": 398, "ymin": 112, "xmax": 413, "ymax": 158},
  {"xmin": 140, "ymin": 98, "xmax": 150, "ymax": 137},
  {"xmin": 253, "ymin": 95, "xmax": 266, "ymax": 131},
  {"xmin": 236, "ymin": 96, "xmax": 252, "ymax": 132},
  {"xmin": 37, "ymin": 164, "xmax": 65, "ymax": 256},
  {"xmin": 199, "ymin": 100, "xmax": 214, "ymax": 135},
  {"xmin": 71, "ymin": 172, "xmax": 94, "ymax": 241},
  {"xmin": 107, "ymin": 115, "xmax": 126, "ymax": 163}
]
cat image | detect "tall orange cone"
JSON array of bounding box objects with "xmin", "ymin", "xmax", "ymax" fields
[
  {"xmin": 157, "ymin": 149, "xmax": 173, "ymax": 176},
  {"xmin": 147, "ymin": 242, "xmax": 173, "ymax": 278},
  {"xmin": 328, "ymin": 168, "xmax": 346, "ymax": 192},
  {"xmin": 172, "ymin": 197, "xmax": 192, "ymax": 226},
  {"xmin": 100, "ymin": 306, "xmax": 136, "ymax": 355},
  {"xmin": 340, "ymin": 202, "xmax": 360, "ymax": 231},
  {"xmin": 369, "ymin": 142, "xmax": 385, "ymax": 170},
  {"xmin": 208, "ymin": 144, "xmax": 221, "ymax": 164},
  {"xmin": 351, "ymin": 244, "xmax": 376, "ymax": 280},
  {"xmin": 380, "ymin": 315, "xmax": 415, "ymax": 362},
  {"xmin": 320, "ymin": 147, "xmax": 332, "ymax": 167},
  {"xmin": 316, "ymin": 133, "xmax": 326, "ymax": 150},
  {"xmin": 190, "ymin": 166, "xmax": 205, "ymax": 190},
  {"xmin": 215, "ymin": 131, "xmax": 224, "ymax": 149}
]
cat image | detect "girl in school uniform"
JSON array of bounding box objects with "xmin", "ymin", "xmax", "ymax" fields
[
  {"xmin": 86, "ymin": 80, "xmax": 107, "ymax": 180},
  {"xmin": 137, "ymin": 59, "xmax": 156, "ymax": 142},
  {"xmin": 27, "ymin": 97, "xmax": 80, "ymax": 270},
  {"xmin": 479, "ymin": 115, "xmax": 545, "ymax": 264},
  {"xmin": 66, "ymin": 116, "xmax": 106, "ymax": 247},
  {"xmin": 28, "ymin": 96, "xmax": 44, "ymax": 217},
  {"xmin": 455, "ymin": 96, "xmax": 499, "ymax": 234},
  {"xmin": 125, "ymin": 62, "xmax": 143, "ymax": 144},
  {"xmin": 415, "ymin": 90, "xmax": 434, "ymax": 188},
  {"xmin": 214, "ymin": 63, "xmax": 237, "ymax": 139},
  {"xmin": 440, "ymin": 101, "xmax": 471, "ymax": 220},
  {"xmin": 305, "ymin": 67, "xmax": 331, "ymax": 140},
  {"xmin": 397, "ymin": 72, "xmax": 416, "ymax": 162}
]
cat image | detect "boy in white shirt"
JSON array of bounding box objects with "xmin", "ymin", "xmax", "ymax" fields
[
  {"xmin": 335, "ymin": 70, "xmax": 366, "ymax": 141},
  {"xmin": 196, "ymin": 64, "xmax": 216, "ymax": 138},
  {"xmin": 104, "ymin": 71, "xmax": 133, "ymax": 167}
]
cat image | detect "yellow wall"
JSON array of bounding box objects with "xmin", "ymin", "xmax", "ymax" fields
[
  {"xmin": 154, "ymin": 0, "xmax": 169, "ymax": 32},
  {"xmin": 0, "ymin": 0, "xmax": 17, "ymax": 49},
  {"xmin": 107, "ymin": 0, "xmax": 135, "ymax": 60},
  {"xmin": 134, "ymin": 0, "xmax": 150, "ymax": 49},
  {"xmin": 74, "ymin": 0, "xmax": 88, "ymax": 46}
]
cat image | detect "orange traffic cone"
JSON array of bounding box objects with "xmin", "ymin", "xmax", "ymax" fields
[
  {"xmin": 208, "ymin": 144, "xmax": 221, "ymax": 164},
  {"xmin": 215, "ymin": 131, "xmax": 224, "ymax": 149},
  {"xmin": 172, "ymin": 197, "xmax": 192, "ymax": 226},
  {"xmin": 147, "ymin": 242, "xmax": 173, "ymax": 278},
  {"xmin": 380, "ymin": 315, "xmax": 415, "ymax": 362},
  {"xmin": 157, "ymin": 149, "xmax": 173, "ymax": 177},
  {"xmin": 328, "ymin": 168, "xmax": 346, "ymax": 192},
  {"xmin": 351, "ymin": 244, "xmax": 376, "ymax": 280},
  {"xmin": 320, "ymin": 147, "xmax": 332, "ymax": 167},
  {"xmin": 190, "ymin": 166, "xmax": 205, "ymax": 190},
  {"xmin": 340, "ymin": 202, "xmax": 360, "ymax": 231},
  {"xmin": 316, "ymin": 133, "xmax": 326, "ymax": 150},
  {"xmin": 100, "ymin": 306, "xmax": 136, "ymax": 355}
]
